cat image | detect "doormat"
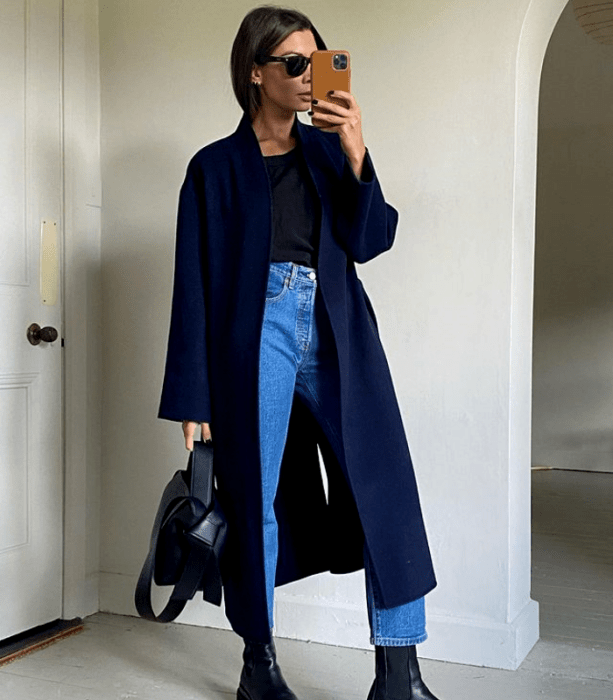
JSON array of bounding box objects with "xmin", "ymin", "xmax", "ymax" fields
[{"xmin": 0, "ymin": 618, "xmax": 84, "ymax": 668}]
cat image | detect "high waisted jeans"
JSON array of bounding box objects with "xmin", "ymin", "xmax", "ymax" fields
[{"xmin": 258, "ymin": 261, "xmax": 427, "ymax": 646}]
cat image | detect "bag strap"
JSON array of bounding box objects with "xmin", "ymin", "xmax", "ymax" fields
[
  {"xmin": 134, "ymin": 501, "xmax": 222, "ymax": 621},
  {"xmin": 134, "ymin": 506, "xmax": 190, "ymax": 622},
  {"xmin": 134, "ymin": 438, "xmax": 218, "ymax": 623},
  {"xmin": 189, "ymin": 439, "xmax": 214, "ymax": 505}
]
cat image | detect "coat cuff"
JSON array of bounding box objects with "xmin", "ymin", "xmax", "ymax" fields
[
  {"xmin": 346, "ymin": 146, "xmax": 374, "ymax": 184},
  {"xmin": 334, "ymin": 146, "xmax": 398, "ymax": 264}
]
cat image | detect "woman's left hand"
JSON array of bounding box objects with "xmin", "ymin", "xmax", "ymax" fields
[{"xmin": 310, "ymin": 90, "xmax": 366, "ymax": 165}]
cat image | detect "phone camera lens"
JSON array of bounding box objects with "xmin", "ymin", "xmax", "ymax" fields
[{"xmin": 333, "ymin": 53, "xmax": 347, "ymax": 70}]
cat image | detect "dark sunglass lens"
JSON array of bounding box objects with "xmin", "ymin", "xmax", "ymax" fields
[{"xmin": 288, "ymin": 56, "xmax": 308, "ymax": 77}]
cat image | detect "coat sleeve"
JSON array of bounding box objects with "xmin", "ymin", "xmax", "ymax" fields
[
  {"xmin": 158, "ymin": 158, "xmax": 211, "ymax": 423},
  {"xmin": 333, "ymin": 145, "xmax": 399, "ymax": 264}
]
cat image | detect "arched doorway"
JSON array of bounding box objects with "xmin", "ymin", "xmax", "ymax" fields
[
  {"xmin": 531, "ymin": 1, "xmax": 613, "ymax": 650},
  {"xmin": 513, "ymin": 0, "xmax": 613, "ymax": 656}
]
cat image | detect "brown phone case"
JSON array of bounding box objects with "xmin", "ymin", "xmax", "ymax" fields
[{"xmin": 311, "ymin": 50, "xmax": 351, "ymax": 107}]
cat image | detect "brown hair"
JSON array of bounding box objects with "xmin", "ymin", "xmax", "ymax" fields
[{"xmin": 230, "ymin": 4, "xmax": 327, "ymax": 120}]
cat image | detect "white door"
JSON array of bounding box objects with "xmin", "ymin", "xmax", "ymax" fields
[{"xmin": 0, "ymin": 0, "xmax": 63, "ymax": 640}]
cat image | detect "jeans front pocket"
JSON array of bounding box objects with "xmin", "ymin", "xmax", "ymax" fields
[{"xmin": 265, "ymin": 268, "xmax": 289, "ymax": 303}]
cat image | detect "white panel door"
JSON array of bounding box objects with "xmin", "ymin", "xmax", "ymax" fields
[{"xmin": 0, "ymin": 0, "xmax": 63, "ymax": 640}]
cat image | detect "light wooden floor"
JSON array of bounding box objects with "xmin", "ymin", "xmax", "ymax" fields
[
  {"xmin": 532, "ymin": 468, "xmax": 613, "ymax": 651},
  {"xmin": 0, "ymin": 469, "xmax": 611, "ymax": 699}
]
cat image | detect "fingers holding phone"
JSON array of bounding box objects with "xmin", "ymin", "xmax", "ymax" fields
[{"xmin": 308, "ymin": 49, "xmax": 365, "ymax": 162}]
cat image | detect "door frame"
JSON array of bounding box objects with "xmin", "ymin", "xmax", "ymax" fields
[
  {"xmin": 503, "ymin": 0, "xmax": 570, "ymax": 639},
  {"xmin": 61, "ymin": 0, "xmax": 102, "ymax": 619}
]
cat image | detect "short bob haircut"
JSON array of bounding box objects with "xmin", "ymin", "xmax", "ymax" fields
[{"xmin": 231, "ymin": 4, "xmax": 327, "ymax": 121}]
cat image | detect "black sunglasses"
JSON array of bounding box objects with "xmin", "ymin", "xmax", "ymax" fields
[{"xmin": 255, "ymin": 52, "xmax": 311, "ymax": 78}]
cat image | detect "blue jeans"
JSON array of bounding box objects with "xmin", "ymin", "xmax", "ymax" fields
[{"xmin": 258, "ymin": 261, "xmax": 427, "ymax": 646}]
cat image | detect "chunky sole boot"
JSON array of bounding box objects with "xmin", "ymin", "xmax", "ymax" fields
[
  {"xmin": 237, "ymin": 635, "xmax": 299, "ymax": 700},
  {"xmin": 366, "ymin": 645, "xmax": 439, "ymax": 700}
]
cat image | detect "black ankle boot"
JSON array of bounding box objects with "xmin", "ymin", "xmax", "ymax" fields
[
  {"xmin": 366, "ymin": 645, "xmax": 439, "ymax": 700},
  {"xmin": 237, "ymin": 635, "xmax": 299, "ymax": 700}
]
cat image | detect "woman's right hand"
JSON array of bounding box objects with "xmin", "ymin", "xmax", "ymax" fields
[{"xmin": 182, "ymin": 420, "xmax": 212, "ymax": 451}]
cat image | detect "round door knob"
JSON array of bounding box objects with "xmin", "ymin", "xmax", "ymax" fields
[{"xmin": 27, "ymin": 323, "xmax": 59, "ymax": 345}]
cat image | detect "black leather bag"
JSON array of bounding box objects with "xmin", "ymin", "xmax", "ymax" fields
[{"xmin": 134, "ymin": 438, "xmax": 228, "ymax": 622}]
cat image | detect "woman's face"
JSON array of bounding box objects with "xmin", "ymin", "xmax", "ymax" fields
[{"xmin": 251, "ymin": 29, "xmax": 317, "ymax": 115}]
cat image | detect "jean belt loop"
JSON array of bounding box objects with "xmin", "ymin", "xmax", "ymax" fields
[{"xmin": 288, "ymin": 264, "xmax": 297, "ymax": 289}]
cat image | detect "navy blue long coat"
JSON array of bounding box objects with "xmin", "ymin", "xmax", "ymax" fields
[{"xmin": 158, "ymin": 111, "xmax": 436, "ymax": 643}]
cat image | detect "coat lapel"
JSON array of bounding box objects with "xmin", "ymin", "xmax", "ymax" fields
[
  {"xmin": 230, "ymin": 111, "xmax": 343, "ymax": 286},
  {"xmin": 231, "ymin": 111, "xmax": 327, "ymax": 208}
]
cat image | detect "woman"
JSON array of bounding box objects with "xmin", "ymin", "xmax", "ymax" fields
[{"xmin": 158, "ymin": 5, "xmax": 439, "ymax": 700}]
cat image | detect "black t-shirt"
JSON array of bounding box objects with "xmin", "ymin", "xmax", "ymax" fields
[{"xmin": 263, "ymin": 138, "xmax": 321, "ymax": 269}]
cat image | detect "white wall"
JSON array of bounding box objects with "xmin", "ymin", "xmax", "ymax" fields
[
  {"xmin": 532, "ymin": 3, "xmax": 613, "ymax": 473},
  {"xmin": 96, "ymin": 0, "xmax": 571, "ymax": 669}
]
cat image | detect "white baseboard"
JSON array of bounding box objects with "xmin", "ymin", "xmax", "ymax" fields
[
  {"xmin": 83, "ymin": 571, "xmax": 100, "ymax": 617},
  {"xmin": 275, "ymin": 593, "xmax": 539, "ymax": 670},
  {"xmin": 418, "ymin": 599, "xmax": 540, "ymax": 670},
  {"xmin": 99, "ymin": 572, "xmax": 539, "ymax": 670},
  {"xmin": 274, "ymin": 592, "xmax": 372, "ymax": 649},
  {"xmin": 99, "ymin": 571, "xmax": 233, "ymax": 631}
]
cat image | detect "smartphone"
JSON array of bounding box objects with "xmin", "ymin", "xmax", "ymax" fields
[{"xmin": 310, "ymin": 50, "xmax": 351, "ymax": 107}]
